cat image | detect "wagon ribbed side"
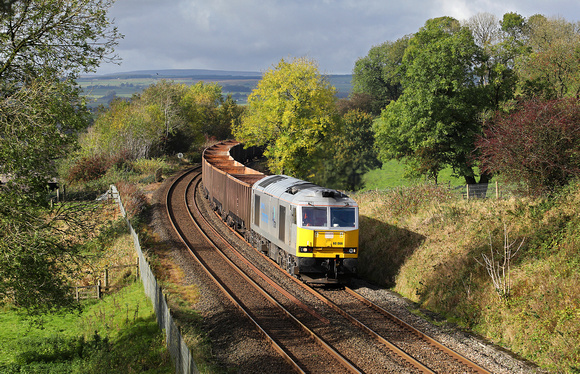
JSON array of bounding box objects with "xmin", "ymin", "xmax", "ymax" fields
[{"xmin": 202, "ymin": 141, "xmax": 265, "ymax": 230}]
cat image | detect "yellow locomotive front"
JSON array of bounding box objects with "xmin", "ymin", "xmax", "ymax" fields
[
  {"xmin": 250, "ymin": 174, "xmax": 359, "ymax": 283},
  {"xmin": 296, "ymin": 204, "xmax": 358, "ymax": 281}
]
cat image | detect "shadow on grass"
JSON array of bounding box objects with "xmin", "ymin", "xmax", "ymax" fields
[{"xmin": 357, "ymin": 215, "xmax": 425, "ymax": 288}]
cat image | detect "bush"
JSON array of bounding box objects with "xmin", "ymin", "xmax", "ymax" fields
[
  {"xmin": 132, "ymin": 158, "xmax": 170, "ymax": 175},
  {"xmin": 116, "ymin": 181, "xmax": 148, "ymax": 220},
  {"xmin": 109, "ymin": 150, "xmax": 135, "ymax": 173},
  {"xmin": 477, "ymin": 98, "xmax": 580, "ymax": 196},
  {"xmin": 67, "ymin": 154, "xmax": 111, "ymax": 183}
]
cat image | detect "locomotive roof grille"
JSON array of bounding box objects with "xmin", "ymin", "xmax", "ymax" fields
[
  {"xmin": 258, "ymin": 175, "xmax": 287, "ymax": 188},
  {"xmin": 285, "ymin": 182, "xmax": 318, "ymax": 195}
]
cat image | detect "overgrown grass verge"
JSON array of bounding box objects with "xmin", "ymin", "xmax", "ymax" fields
[
  {"xmin": 355, "ymin": 182, "xmax": 580, "ymax": 373},
  {"xmin": 0, "ymin": 282, "xmax": 172, "ymax": 373},
  {"xmin": 108, "ymin": 160, "xmax": 229, "ymax": 373}
]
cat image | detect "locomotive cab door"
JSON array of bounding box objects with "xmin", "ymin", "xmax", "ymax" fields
[{"xmin": 289, "ymin": 206, "xmax": 297, "ymax": 250}]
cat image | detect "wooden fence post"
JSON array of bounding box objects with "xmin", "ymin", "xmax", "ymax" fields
[
  {"xmin": 104, "ymin": 268, "xmax": 109, "ymax": 290},
  {"xmin": 97, "ymin": 280, "xmax": 101, "ymax": 299},
  {"xmin": 466, "ymin": 184, "xmax": 470, "ymax": 200},
  {"xmin": 496, "ymin": 181, "xmax": 499, "ymax": 199}
]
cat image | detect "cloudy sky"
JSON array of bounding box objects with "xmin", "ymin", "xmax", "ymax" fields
[{"xmin": 95, "ymin": 0, "xmax": 580, "ymax": 76}]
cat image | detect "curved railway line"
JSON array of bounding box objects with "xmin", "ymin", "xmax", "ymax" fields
[{"xmin": 165, "ymin": 166, "xmax": 495, "ymax": 373}]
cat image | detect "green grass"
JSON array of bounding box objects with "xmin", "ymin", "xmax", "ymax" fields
[
  {"xmin": 0, "ymin": 282, "xmax": 172, "ymax": 373},
  {"xmin": 362, "ymin": 159, "xmax": 467, "ymax": 190}
]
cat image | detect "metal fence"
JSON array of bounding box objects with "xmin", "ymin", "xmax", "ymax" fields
[
  {"xmin": 109, "ymin": 185, "xmax": 199, "ymax": 374},
  {"xmin": 455, "ymin": 181, "xmax": 521, "ymax": 200}
]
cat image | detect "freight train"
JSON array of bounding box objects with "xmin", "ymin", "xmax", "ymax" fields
[{"xmin": 202, "ymin": 140, "xmax": 358, "ymax": 284}]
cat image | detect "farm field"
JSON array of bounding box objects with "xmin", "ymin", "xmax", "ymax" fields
[
  {"xmin": 77, "ymin": 69, "xmax": 352, "ymax": 107},
  {"xmin": 362, "ymin": 159, "xmax": 468, "ymax": 190}
]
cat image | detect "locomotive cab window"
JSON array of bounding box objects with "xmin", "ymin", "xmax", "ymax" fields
[
  {"xmin": 330, "ymin": 207, "xmax": 357, "ymax": 228},
  {"xmin": 301, "ymin": 207, "xmax": 327, "ymax": 227}
]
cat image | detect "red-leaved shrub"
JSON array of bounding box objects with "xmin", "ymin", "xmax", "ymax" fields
[
  {"xmin": 476, "ymin": 98, "xmax": 580, "ymax": 195},
  {"xmin": 116, "ymin": 181, "xmax": 147, "ymax": 219},
  {"xmin": 67, "ymin": 154, "xmax": 111, "ymax": 183}
]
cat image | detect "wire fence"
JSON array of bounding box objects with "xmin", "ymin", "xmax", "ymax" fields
[
  {"xmin": 453, "ymin": 181, "xmax": 522, "ymax": 200},
  {"xmin": 109, "ymin": 185, "xmax": 199, "ymax": 374}
]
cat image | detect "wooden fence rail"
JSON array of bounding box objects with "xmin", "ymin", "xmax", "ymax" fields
[{"xmin": 73, "ymin": 262, "xmax": 139, "ymax": 300}]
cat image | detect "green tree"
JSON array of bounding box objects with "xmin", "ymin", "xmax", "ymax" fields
[
  {"xmin": 374, "ymin": 17, "xmax": 487, "ymax": 184},
  {"xmin": 517, "ymin": 15, "xmax": 580, "ymax": 99},
  {"xmin": 316, "ymin": 109, "xmax": 380, "ymax": 191},
  {"xmin": 0, "ymin": 0, "xmax": 120, "ymax": 314},
  {"xmin": 232, "ymin": 57, "xmax": 338, "ymax": 178},
  {"xmin": 0, "ymin": 80, "xmax": 92, "ymax": 314},
  {"xmin": 466, "ymin": 12, "xmax": 520, "ymax": 109},
  {"xmin": 86, "ymin": 98, "xmax": 162, "ymax": 159},
  {"xmin": 0, "ymin": 0, "xmax": 121, "ymax": 82},
  {"xmin": 180, "ymin": 81, "xmax": 228, "ymax": 141},
  {"xmin": 352, "ymin": 36, "xmax": 410, "ymax": 114},
  {"xmin": 84, "ymin": 80, "xmax": 242, "ymax": 160},
  {"xmin": 217, "ymin": 93, "xmax": 243, "ymax": 140},
  {"xmin": 139, "ymin": 80, "xmax": 189, "ymax": 154}
]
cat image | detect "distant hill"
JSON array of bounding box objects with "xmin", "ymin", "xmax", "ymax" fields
[
  {"xmin": 78, "ymin": 69, "xmax": 352, "ymax": 107},
  {"xmin": 84, "ymin": 68, "xmax": 263, "ymax": 80}
]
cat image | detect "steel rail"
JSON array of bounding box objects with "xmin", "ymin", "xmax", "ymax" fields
[
  {"xmin": 207, "ymin": 180, "xmax": 491, "ymax": 373},
  {"xmin": 169, "ymin": 168, "xmax": 363, "ymax": 374},
  {"xmin": 165, "ymin": 168, "xmax": 305, "ymax": 374},
  {"xmin": 344, "ymin": 286, "xmax": 493, "ymax": 374}
]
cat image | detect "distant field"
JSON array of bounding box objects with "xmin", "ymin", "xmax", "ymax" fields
[
  {"xmin": 363, "ymin": 160, "xmax": 467, "ymax": 190},
  {"xmin": 77, "ymin": 69, "xmax": 352, "ymax": 107}
]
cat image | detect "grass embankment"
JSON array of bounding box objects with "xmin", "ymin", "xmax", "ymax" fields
[
  {"xmin": 0, "ymin": 212, "xmax": 173, "ymax": 373},
  {"xmin": 354, "ymin": 182, "xmax": 580, "ymax": 373},
  {"xmin": 52, "ymin": 154, "xmax": 232, "ymax": 373}
]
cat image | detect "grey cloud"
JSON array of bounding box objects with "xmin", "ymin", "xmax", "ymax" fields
[{"xmin": 96, "ymin": 0, "xmax": 580, "ymax": 75}]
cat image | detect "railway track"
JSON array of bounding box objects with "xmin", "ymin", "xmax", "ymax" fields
[
  {"xmin": 167, "ymin": 167, "xmax": 494, "ymax": 373},
  {"xmin": 167, "ymin": 168, "xmax": 360, "ymax": 374}
]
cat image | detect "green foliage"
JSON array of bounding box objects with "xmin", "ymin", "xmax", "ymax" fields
[
  {"xmin": 0, "ymin": 0, "xmax": 121, "ymax": 82},
  {"xmin": 83, "ymin": 80, "xmax": 241, "ymax": 161},
  {"xmin": 518, "ymin": 15, "xmax": 580, "ymax": 99},
  {"xmin": 232, "ymin": 57, "xmax": 338, "ymax": 179},
  {"xmin": 315, "ymin": 109, "xmax": 379, "ymax": 190},
  {"xmin": 0, "ymin": 80, "xmax": 96, "ymax": 315},
  {"xmin": 374, "ymin": 17, "xmax": 488, "ymax": 184},
  {"xmin": 132, "ymin": 158, "xmax": 172, "ymax": 175},
  {"xmin": 352, "ymin": 36, "xmax": 410, "ymax": 114}
]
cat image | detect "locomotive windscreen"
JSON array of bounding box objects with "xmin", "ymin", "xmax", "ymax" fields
[{"xmin": 330, "ymin": 207, "xmax": 356, "ymax": 227}]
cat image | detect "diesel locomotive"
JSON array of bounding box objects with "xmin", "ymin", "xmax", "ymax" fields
[{"xmin": 202, "ymin": 140, "xmax": 358, "ymax": 283}]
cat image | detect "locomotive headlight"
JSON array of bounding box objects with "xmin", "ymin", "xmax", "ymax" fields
[
  {"xmin": 299, "ymin": 246, "xmax": 313, "ymax": 253},
  {"xmin": 343, "ymin": 248, "xmax": 357, "ymax": 254}
]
